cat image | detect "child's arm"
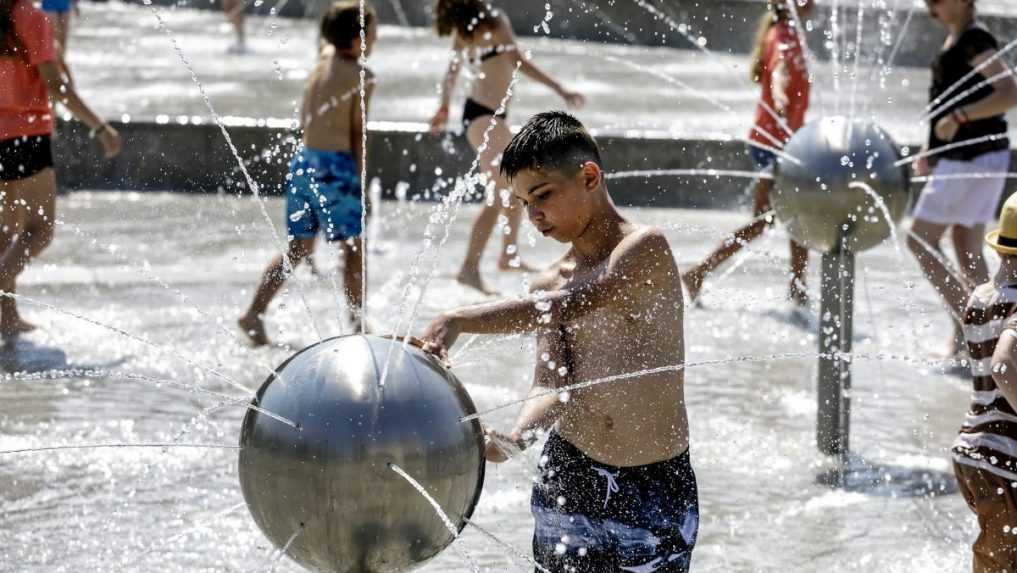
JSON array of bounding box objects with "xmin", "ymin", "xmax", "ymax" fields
[
  {"xmin": 421, "ymin": 227, "xmax": 669, "ymax": 355},
  {"xmin": 38, "ymin": 61, "xmax": 120, "ymax": 158},
  {"xmin": 486, "ymin": 330, "xmax": 570, "ymax": 462},
  {"xmin": 935, "ymin": 50, "xmax": 1017, "ymax": 142},
  {"xmin": 991, "ymin": 327, "xmax": 1017, "ymax": 409},
  {"xmin": 497, "ymin": 15, "xmax": 584, "ymax": 109},
  {"xmin": 429, "ymin": 36, "xmax": 465, "ymax": 134}
]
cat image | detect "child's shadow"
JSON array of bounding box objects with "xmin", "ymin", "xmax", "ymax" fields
[
  {"xmin": 816, "ymin": 453, "xmax": 959, "ymax": 498},
  {"xmin": 0, "ymin": 338, "xmax": 129, "ymax": 374}
]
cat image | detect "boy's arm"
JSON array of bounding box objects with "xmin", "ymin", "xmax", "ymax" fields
[
  {"xmin": 991, "ymin": 325, "xmax": 1017, "ymax": 410},
  {"xmin": 497, "ymin": 15, "xmax": 583, "ymax": 108},
  {"xmin": 430, "ymin": 36, "xmax": 465, "ymax": 134},
  {"xmin": 421, "ymin": 227, "xmax": 668, "ymax": 355},
  {"xmin": 486, "ymin": 329, "xmax": 571, "ymax": 462}
]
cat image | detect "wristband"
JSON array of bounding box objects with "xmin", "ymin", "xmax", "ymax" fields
[
  {"xmin": 89, "ymin": 123, "xmax": 109, "ymax": 139},
  {"xmin": 952, "ymin": 108, "xmax": 968, "ymax": 125}
]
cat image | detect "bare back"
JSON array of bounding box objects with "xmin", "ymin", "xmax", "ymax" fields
[
  {"xmin": 461, "ymin": 14, "xmax": 518, "ymax": 111},
  {"xmin": 539, "ymin": 225, "xmax": 689, "ymax": 467},
  {"xmin": 301, "ymin": 54, "xmax": 369, "ymax": 152}
]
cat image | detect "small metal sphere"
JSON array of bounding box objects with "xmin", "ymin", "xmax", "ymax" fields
[
  {"xmin": 773, "ymin": 116, "xmax": 911, "ymax": 253},
  {"xmin": 238, "ymin": 335, "xmax": 485, "ymax": 572}
]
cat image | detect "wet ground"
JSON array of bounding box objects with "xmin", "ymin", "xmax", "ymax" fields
[
  {"xmin": 66, "ymin": 2, "xmax": 1017, "ymax": 144},
  {"xmin": 0, "ymin": 192, "xmax": 982, "ymax": 571}
]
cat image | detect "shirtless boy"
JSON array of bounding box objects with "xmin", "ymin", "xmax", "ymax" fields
[
  {"xmin": 421, "ymin": 112, "xmax": 698, "ymax": 572},
  {"xmin": 239, "ymin": 0, "xmax": 375, "ymax": 345}
]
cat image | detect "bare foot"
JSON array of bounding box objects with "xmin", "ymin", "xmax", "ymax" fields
[
  {"xmin": 681, "ymin": 269, "xmax": 704, "ymax": 305},
  {"xmin": 789, "ymin": 280, "xmax": 809, "ymax": 308},
  {"xmin": 1, "ymin": 316, "xmax": 36, "ymax": 340},
  {"xmin": 497, "ymin": 257, "xmax": 539, "ymax": 273},
  {"xmin": 238, "ymin": 314, "xmax": 270, "ymax": 347},
  {"xmin": 456, "ymin": 269, "xmax": 499, "ymax": 296}
]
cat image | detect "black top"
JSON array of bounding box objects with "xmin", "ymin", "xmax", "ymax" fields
[{"xmin": 928, "ymin": 23, "xmax": 1009, "ymax": 161}]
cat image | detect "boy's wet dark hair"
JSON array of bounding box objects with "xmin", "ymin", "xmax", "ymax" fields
[
  {"xmin": 500, "ymin": 111, "xmax": 603, "ymax": 181},
  {"xmin": 321, "ymin": 0, "xmax": 375, "ymax": 50}
]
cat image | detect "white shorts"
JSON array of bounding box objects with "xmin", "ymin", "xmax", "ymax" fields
[{"xmin": 912, "ymin": 149, "xmax": 1010, "ymax": 228}]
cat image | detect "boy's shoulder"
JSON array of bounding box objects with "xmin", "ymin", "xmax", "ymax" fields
[{"xmin": 612, "ymin": 224, "xmax": 671, "ymax": 260}]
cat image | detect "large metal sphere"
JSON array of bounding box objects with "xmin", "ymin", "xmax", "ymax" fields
[
  {"xmin": 773, "ymin": 116, "xmax": 910, "ymax": 253},
  {"xmin": 238, "ymin": 335, "xmax": 485, "ymax": 572}
]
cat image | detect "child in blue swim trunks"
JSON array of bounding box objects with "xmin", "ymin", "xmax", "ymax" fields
[{"xmin": 239, "ymin": 0, "xmax": 376, "ymax": 345}]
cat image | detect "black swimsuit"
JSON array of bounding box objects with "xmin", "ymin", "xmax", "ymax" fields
[{"xmin": 461, "ymin": 45, "xmax": 512, "ymax": 131}]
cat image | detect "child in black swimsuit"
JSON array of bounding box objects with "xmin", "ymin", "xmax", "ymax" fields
[{"xmin": 429, "ymin": 0, "xmax": 584, "ymax": 295}]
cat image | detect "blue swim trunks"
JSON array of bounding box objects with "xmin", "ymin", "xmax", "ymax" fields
[
  {"xmin": 285, "ymin": 148, "xmax": 362, "ymax": 242},
  {"xmin": 531, "ymin": 433, "xmax": 699, "ymax": 573},
  {"xmin": 42, "ymin": 0, "xmax": 72, "ymax": 13}
]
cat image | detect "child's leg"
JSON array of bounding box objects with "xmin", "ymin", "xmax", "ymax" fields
[
  {"xmin": 0, "ymin": 168, "xmax": 56, "ymax": 337},
  {"xmin": 457, "ymin": 117, "xmax": 513, "ymax": 295},
  {"xmin": 788, "ymin": 239, "xmax": 809, "ymax": 305},
  {"xmin": 340, "ymin": 238, "xmax": 364, "ymax": 331},
  {"xmin": 682, "ymin": 177, "xmax": 774, "ymax": 302},
  {"xmin": 953, "ymin": 462, "xmax": 1017, "ymax": 573},
  {"xmin": 222, "ymin": 0, "xmax": 245, "ymax": 47},
  {"xmin": 907, "ymin": 219, "xmax": 969, "ymax": 354},
  {"xmin": 906, "ymin": 219, "xmax": 967, "ymax": 316},
  {"xmin": 952, "ymin": 224, "xmax": 990, "ymax": 286},
  {"xmin": 239, "ymin": 237, "xmax": 314, "ymax": 345}
]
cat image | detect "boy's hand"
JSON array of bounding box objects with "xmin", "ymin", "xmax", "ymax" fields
[
  {"xmin": 420, "ymin": 313, "xmax": 461, "ymax": 360},
  {"xmin": 97, "ymin": 125, "xmax": 122, "ymax": 159},
  {"xmin": 429, "ymin": 105, "xmax": 450, "ymax": 136},
  {"xmin": 560, "ymin": 90, "xmax": 585, "ymax": 110},
  {"xmin": 934, "ymin": 114, "xmax": 960, "ymax": 142},
  {"xmin": 484, "ymin": 427, "xmax": 526, "ymax": 463}
]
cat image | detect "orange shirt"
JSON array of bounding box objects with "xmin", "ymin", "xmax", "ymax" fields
[
  {"xmin": 0, "ymin": 0, "xmax": 55, "ymax": 140},
  {"xmin": 749, "ymin": 21, "xmax": 810, "ymax": 148}
]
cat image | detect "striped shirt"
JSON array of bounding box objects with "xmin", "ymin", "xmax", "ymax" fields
[{"xmin": 953, "ymin": 282, "xmax": 1017, "ymax": 481}]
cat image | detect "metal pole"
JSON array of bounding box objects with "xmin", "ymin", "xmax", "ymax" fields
[{"xmin": 816, "ymin": 248, "xmax": 855, "ymax": 456}]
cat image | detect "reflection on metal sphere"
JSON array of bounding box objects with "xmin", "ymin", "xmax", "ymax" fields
[
  {"xmin": 773, "ymin": 116, "xmax": 911, "ymax": 253},
  {"xmin": 238, "ymin": 335, "xmax": 485, "ymax": 572}
]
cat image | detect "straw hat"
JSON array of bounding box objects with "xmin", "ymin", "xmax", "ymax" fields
[{"xmin": 986, "ymin": 193, "xmax": 1017, "ymax": 255}]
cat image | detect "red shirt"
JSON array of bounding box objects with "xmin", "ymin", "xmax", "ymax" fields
[
  {"xmin": 749, "ymin": 21, "xmax": 810, "ymax": 148},
  {"xmin": 0, "ymin": 0, "xmax": 55, "ymax": 140}
]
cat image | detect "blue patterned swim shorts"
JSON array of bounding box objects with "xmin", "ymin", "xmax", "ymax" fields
[
  {"xmin": 285, "ymin": 148, "xmax": 362, "ymax": 242},
  {"xmin": 531, "ymin": 433, "xmax": 699, "ymax": 572}
]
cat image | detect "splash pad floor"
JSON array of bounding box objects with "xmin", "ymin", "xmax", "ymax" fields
[{"xmin": 0, "ymin": 191, "xmax": 982, "ymax": 571}]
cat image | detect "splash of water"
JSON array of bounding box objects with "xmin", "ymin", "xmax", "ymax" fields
[
  {"xmin": 264, "ymin": 524, "xmax": 304, "ymax": 572},
  {"xmin": 847, "ymin": 0, "xmax": 866, "ymax": 141},
  {"xmin": 911, "ymin": 171, "xmax": 1017, "ymax": 182},
  {"xmin": 1, "ymin": 368, "xmax": 294, "ymax": 427},
  {"xmin": 606, "ymin": 169, "xmax": 774, "ymax": 181},
  {"xmin": 389, "ymin": 463, "xmax": 481, "ymax": 573},
  {"xmin": 463, "ymin": 517, "xmax": 550, "ymax": 573},
  {"xmin": 460, "ymin": 351, "xmax": 816, "ymax": 422},
  {"xmin": 359, "ymin": 0, "xmax": 370, "ymax": 334},
  {"xmin": 894, "ymin": 133, "xmax": 1010, "ymax": 167},
  {"xmin": 0, "ymin": 443, "xmax": 241, "ymax": 456}
]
